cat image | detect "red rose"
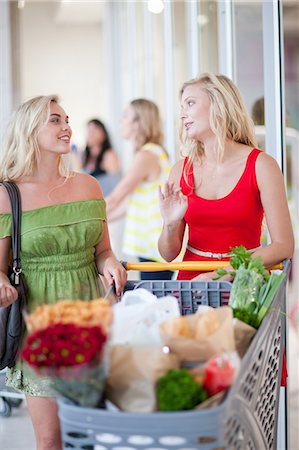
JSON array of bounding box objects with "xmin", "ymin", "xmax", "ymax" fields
[{"xmin": 21, "ymin": 323, "xmax": 107, "ymax": 369}]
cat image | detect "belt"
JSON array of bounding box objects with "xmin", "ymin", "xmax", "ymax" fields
[{"xmin": 186, "ymin": 244, "xmax": 260, "ymax": 260}]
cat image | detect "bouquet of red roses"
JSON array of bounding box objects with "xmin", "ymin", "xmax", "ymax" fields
[{"xmin": 22, "ymin": 322, "xmax": 107, "ymax": 407}]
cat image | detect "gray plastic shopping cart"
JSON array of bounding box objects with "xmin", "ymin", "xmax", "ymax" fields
[
  {"xmin": 0, "ymin": 369, "xmax": 24, "ymax": 417},
  {"xmin": 57, "ymin": 259, "xmax": 290, "ymax": 450}
]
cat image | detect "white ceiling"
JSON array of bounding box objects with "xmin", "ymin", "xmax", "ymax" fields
[
  {"xmin": 19, "ymin": 1, "xmax": 299, "ymax": 33},
  {"xmin": 54, "ymin": 1, "xmax": 104, "ymax": 25},
  {"xmin": 18, "ymin": 0, "xmax": 105, "ymax": 24},
  {"xmin": 17, "ymin": 0, "xmax": 103, "ymax": 25}
]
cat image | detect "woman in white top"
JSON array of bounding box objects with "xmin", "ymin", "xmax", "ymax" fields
[{"xmin": 106, "ymin": 99, "xmax": 172, "ymax": 280}]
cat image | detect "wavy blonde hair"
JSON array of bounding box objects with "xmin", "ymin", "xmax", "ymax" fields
[
  {"xmin": 130, "ymin": 99, "xmax": 165, "ymax": 152},
  {"xmin": 180, "ymin": 73, "xmax": 257, "ymax": 180},
  {"xmin": 0, "ymin": 95, "xmax": 70, "ymax": 182}
]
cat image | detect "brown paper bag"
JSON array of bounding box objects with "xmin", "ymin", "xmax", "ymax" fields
[
  {"xmin": 106, "ymin": 345, "xmax": 180, "ymax": 412},
  {"xmin": 233, "ymin": 318, "xmax": 256, "ymax": 357},
  {"xmin": 195, "ymin": 391, "xmax": 226, "ymax": 410},
  {"xmin": 160, "ymin": 306, "xmax": 235, "ymax": 362}
]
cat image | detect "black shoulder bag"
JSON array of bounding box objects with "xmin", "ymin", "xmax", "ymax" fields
[{"xmin": 0, "ymin": 182, "xmax": 27, "ymax": 370}]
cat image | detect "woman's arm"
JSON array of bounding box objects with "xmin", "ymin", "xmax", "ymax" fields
[
  {"xmin": 193, "ymin": 152, "xmax": 294, "ymax": 281},
  {"xmin": 0, "ymin": 238, "xmax": 18, "ymax": 307},
  {"xmin": 76, "ymin": 175, "xmax": 127, "ymax": 295},
  {"xmin": 0, "ymin": 187, "xmax": 18, "ymax": 307},
  {"xmin": 107, "ymin": 198, "xmax": 127, "ymax": 222},
  {"xmin": 102, "ymin": 149, "xmax": 120, "ymax": 174},
  {"xmin": 158, "ymin": 161, "xmax": 187, "ymax": 262},
  {"xmin": 253, "ymin": 152, "xmax": 294, "ymax": 266},
  {"xmin": 106, "ymin": 150, "xmax": 158, "ymax": 214},
  {"xmin": 95, "ymin": 223, "xmax": 127, "ymax": 296}
]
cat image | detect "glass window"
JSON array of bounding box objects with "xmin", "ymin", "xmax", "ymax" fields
[
  {"xmin": 283, "ymin": 0, "xmax": 299, "ymax": 245},
  {"xmin": 152, "ymin": 9, "xmax": 166, "ymax": 119},
  {"xmin": 233, "ymin": 1, "xmax": 267, "ymax": 244},
  {"xmin": 234, "ymin": 1, "xmax": 265, "ymax": 149},
  {"xmin": 199, "ymin": 0, "xmax": 219, "ymax": 73}
]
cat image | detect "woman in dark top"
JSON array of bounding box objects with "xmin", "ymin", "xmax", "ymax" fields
[{"xmin": 83, "ymin": 119, "xmax": 120, "ymax": 178}]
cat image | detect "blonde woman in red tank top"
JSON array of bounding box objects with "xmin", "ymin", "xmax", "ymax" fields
[{"xmin": 158, "ymin": 73, "xmax": 294, "ymax": 280}]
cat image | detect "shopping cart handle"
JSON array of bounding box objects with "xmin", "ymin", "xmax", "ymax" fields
[{"xmin": 121, "ymin": 261, "xmax": 283, "ymax": 272}]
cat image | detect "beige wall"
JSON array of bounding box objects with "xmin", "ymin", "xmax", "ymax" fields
[{"xmin": 19, "ymin": 1, "xmax": 106, "ymax": 150}]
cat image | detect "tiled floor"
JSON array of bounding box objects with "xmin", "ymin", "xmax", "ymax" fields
[{"xmin": 0, "ymin": 399, "xmax": 35, "ymax": 450}]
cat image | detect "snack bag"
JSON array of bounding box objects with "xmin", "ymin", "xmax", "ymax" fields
[{"xmin": 160, "ymin": 306, "xmax": 235, "ymax": 362}]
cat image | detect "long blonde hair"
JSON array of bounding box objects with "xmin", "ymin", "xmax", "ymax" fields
[
  {"xmin": 130, "ymin": 99, "xmax": 164, "ymax": 151},
  {"xmin": 180, "ymin": 73, "xmax": 257, "ymax": 178},
  {"xmin": 0, "ymin": 95, "xmax": 70, "ymax": 182}
]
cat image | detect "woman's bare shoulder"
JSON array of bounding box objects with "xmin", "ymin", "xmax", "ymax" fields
[
  {"xmin": 255, "ymin": 150, "xmax": 282, "ymax": 174},
  {"xmin": 255, "ymin": 150, "xmax": 284, "ymax": 189},
  {"xmin": 71, "ymin": 172, "xmax": 103, "ymax": 199},
  {"xmin": 172, "ymin": 158, "xmax": 185, "ymax": 171},
  {"xmin": 169, "ymin": 159, "xmax": 185, "ymax": 183}
]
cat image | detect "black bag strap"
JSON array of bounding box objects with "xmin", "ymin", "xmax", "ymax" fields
[{"xmin": 0, "ymin": 181, "xmax": 22, "ymax": 285}]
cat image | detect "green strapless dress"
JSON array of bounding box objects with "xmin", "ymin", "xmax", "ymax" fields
[{"xmin": 0, "ymin": 199, "xmax": 106, "ymax": 396}]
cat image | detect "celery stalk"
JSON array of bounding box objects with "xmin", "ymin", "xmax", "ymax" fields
[{"xmin": 256, "ymin": 273, "xmax": 285, "ymax": 326}]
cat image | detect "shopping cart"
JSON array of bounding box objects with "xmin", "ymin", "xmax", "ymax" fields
[
  {"xmin": 0, "ymin": 369, "xmax": 24, "ymax": 417},
  {"xmin": 58, "ymin": 260, "xmax": 290, "ymax": 450}
]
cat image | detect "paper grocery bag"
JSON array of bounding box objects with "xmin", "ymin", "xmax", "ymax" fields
[
  {"xmin": 195, "ymin": 391, "xmax": 226, "ymax": 410},
  {"xmin": 160, "ymin": 306, "xmax": 235, "ymax": 362},
  {"xmin": 233, "ymin": 318, "xmax": 256, "ymax": 357},
  {"xmin": 106, "ymin": 345, "xmax": 180, "ymax": 412}
]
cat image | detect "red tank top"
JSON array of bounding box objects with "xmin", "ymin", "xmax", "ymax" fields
[{"xmin": 177, "ymin": 148, "xmax": 264, "ymax": 280}]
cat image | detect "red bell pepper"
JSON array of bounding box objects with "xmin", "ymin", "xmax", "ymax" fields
[{"xmin": 203, "ymin": 355, "xmax": 235, "ymax": 396}]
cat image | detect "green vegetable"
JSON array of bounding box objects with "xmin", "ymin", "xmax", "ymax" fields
[
  {"xmin": 232, "ymin": 272, "xmax": 285, "ymax": 328},
  {"xmin": 215, "ymin": 245, "xmax": 269, "ymax": 281},
  {"xmin": 256, "ymin": 272, "xmax": 285, "ymax": 326},
  {"xmin": 215, "ymin": 246, "xmax": 284, "ymax": 329},
  {"xmin": 213, "ymin": 267, "xmax": 235, "ymax": 280},
  {"xmin": 233, "ymin": 308, "xmax": 259, "ymax": 329},
  {"xmin": 157, "ymin": 369, "xmax": 208, "ymax": 411},
  {"xmin": 229, "ymin": 245, "xmax": 270, "ymax": 281},
  {"xmin": 229, "ymin": 266, "xmax": 264, "ymax": 312}
]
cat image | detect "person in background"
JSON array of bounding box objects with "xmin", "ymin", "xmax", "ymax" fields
[
  {"xmin": 0, "ymin": 95, "xmax": 127, "ymax": 450},
  {"xmin": 83, "ymin": 118, "xmax": 119, "ymax": 177},
  {"xmin": 83, "ymin": 119, "xmax": 121, "ymax": 196},
  {"xmin": 106, "ymin": 98, "xmax": 173, "ymax": 280},
  {"xmin": 251, "ymin": 97, "xmax": 265, "ymax": 126},
  {"xmin": 158, "ymin": 73, "xmax": 294, "ymax": 280}
]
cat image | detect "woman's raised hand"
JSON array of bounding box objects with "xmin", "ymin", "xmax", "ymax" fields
[{"xmin": 159, "ymin": 181, "xmax": 188, "ymax": 224}]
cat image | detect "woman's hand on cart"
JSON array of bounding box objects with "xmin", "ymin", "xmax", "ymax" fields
[
  {"xmin": 192, "ymin": 265, "xmax": 234, "ymax": 282},
  {"xmin": 102, "ymin": 257, "xmax": 127, "ymax": 297}
]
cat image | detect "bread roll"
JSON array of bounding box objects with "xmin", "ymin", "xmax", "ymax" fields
[
  {"xmin": 163, "ymin": 316, "xmax": 191, "ymax": 338},
  {"xmin": 194, "ymin": 310, "xmax": 219, "ymax": 341}
]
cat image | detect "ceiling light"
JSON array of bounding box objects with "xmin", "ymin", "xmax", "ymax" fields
[
  {"xmin": 197, "ymin": 14, "xmax": 209, "ymax": 27},
  {"xmin": 18, "ymin": 0, "xmax": 25, "ymax": 9},
  {"xmin": 148, "ymin": 0, "xmax": 164, "ymax": 15}
]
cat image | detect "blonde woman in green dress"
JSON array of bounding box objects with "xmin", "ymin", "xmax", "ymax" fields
[{"xmin": 0, "ymin": 95, "xmax": 127, "ymax": 450}]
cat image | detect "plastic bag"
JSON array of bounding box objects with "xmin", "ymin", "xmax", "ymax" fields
[
  {"xmin": 229, "ymin": 267, "xmax": 264, "ymax": 311},
  {"xmin": 111, "ymin": 289, "xmax": 180, "ymax": 346}
]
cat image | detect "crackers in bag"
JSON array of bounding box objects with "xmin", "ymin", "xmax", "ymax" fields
[
  {"xmin": 160, "ymin": 307, "xmax": 235, "ymax": 362},
  {"xmin": 162, "ymin": 309, "xmax": 220, "ymax": 341}
]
